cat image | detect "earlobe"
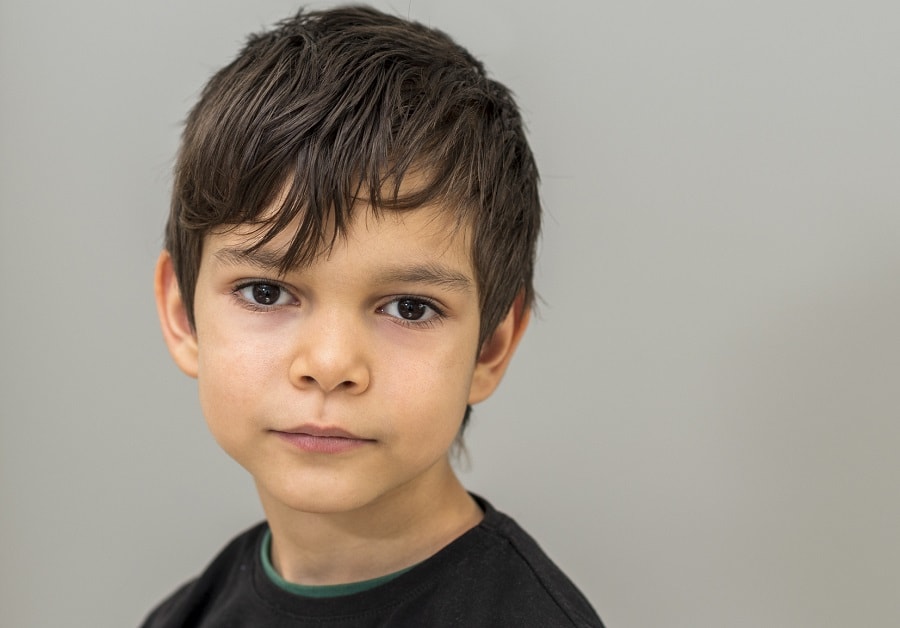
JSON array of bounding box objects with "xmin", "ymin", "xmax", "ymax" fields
[
  {"xmin": 154, "ymin": 251, "xmax": 199, "ymax": 378},
  {"xmin": 468, "ymin": 292, "xmax": 531, "ymax": 404}
]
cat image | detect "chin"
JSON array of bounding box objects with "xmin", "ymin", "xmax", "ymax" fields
[{"xmin": 261, "ymin": 478, "xmax": 389, "ymax": 516}]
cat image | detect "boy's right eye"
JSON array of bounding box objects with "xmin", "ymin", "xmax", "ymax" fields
[{"xmin": 234, "ymin": 282, "xmax": 295, "ymax": 308}]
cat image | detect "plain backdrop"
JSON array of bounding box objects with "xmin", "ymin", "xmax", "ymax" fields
[{"xmin": 2, "ymin": 1, "xmax": 899, "ymax": 626}]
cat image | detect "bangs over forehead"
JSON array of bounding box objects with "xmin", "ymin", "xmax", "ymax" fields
[
  {"xmin": 206, "ymin": 167, "xmax": 472, "ymax": 276},
  {"xmin": 168, "ymin": 6, "xmax": 540, "ymax": 348},
  {"xmin": 208, "ymin": 178, "xmax": 472, "ymax": 276}
]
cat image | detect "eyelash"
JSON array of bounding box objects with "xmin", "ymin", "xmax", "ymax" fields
[
  {"xmin": 378, "ymin": 295, "xmax": 446, "ymax": 329},
  {"xmin": 231, "ymin": 280, "xmax": 296, "ymax": 312},
  {"xmin": 230, "ymin": 281, "xmax": 446, "ymax": 328}
]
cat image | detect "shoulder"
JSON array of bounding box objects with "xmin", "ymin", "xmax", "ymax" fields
[
  {"xmin": 138, "ymin": 503, "xmax": 604, "ymax": 627},
  {"xmin": 447, "ymin": 495, "xmax": 605, "ymax": 627},
  {"xmin": 140, "ymin": 522, "xmax": 267, "ymax": 628}
]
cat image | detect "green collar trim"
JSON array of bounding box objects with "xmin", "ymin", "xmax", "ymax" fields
[{"xmin": 260, "ymin": 528, "xmax": 414, "ymax": 598}]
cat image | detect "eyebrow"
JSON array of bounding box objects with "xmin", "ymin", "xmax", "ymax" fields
[
  {"xmin": 213, "ymin": 246, "xmax": 286, "ymax": 270},
  {"xmin": 372, "ymin": 264, "xmax": 473, "ymax": 292},
  {"xmin": 212, "ymin": 246, "xmax": 473, "ymax": 292}
]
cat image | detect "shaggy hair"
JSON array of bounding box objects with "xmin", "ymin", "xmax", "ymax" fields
[{"xmin": 167, "ymin": 6, "xmax": 540, "ymax": 439}]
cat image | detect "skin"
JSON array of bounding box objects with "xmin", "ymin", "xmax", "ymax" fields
[{"xmin": 155, "ymin": 203, "xmax": 530, "ymax": 585}]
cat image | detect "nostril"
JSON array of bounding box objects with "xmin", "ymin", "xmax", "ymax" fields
[{"xmin": 290, "ymin": 361, "xmax": 369, "ymax": 394}]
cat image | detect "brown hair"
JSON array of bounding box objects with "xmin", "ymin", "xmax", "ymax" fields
[{"xmin": 167, "ymin": 5, "xmax": 540, "ymax": 350}]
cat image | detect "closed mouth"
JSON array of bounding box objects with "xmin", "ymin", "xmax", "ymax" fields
[
  {"xmin": 273, "ymin": 424, "xmax": 372, "ymax": 441},
  {"xmin": 273, "ymin": 426, "xmax": 375, "ymax": 454}
]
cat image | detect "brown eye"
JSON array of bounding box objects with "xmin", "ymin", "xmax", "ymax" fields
[
  {"xmin": 235, "ymin": 282, "xmax": 292, "ymax": 308},
  {"xmin": 397, "ymin": 298, "xmax": 427, "ymax": 320},
  {"xmin": 380, "ymin": 297, "xmax": 442, "ymax": 324},
  {"xmin": 252, "ymin": 284, "xmax": 281, "ymax": 305}
]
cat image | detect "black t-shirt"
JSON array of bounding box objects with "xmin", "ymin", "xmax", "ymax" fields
[{"xmin": 142, "ymin": 496, "xmax": 604, "ymax": 627}]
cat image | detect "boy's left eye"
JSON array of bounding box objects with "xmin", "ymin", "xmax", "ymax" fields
[{"xmin": 379, "ymin": 297, "xmax": 441, "ymax": 322}]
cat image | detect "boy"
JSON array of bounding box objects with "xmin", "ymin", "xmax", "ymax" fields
[{"xmin": 145, "ymin": 5, "xmax": 603, "ymax": 627}]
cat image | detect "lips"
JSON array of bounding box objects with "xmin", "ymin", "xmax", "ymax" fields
[
  {"xmin": 277, "ymin": 424, "xmax": 364, "ymax": 439},
  {"xmin": 272, "ymin": 424, "xmax": 374, "ymax": 454}
]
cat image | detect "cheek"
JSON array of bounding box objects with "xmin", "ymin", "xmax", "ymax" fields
[
  {"xmin": 378, "ymin": 341, "xmax": 476, "ymax": 439},
  {"xmin": 197, "ymin": 314, "xmax": 282, "ymax": 378},
  {"xmin": 195, "ymin": 345, "xmax": 272, "ymax": 464},
  {"xmin": 195, "ymin": 327, "xmax": 283, "ymax": 427}
]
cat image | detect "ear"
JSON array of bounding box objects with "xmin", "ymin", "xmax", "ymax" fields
[
  {"xmin": 154, "ymin": 251, "xmax": 199, "ymax": 378},
  {"xmin": 468, "ymin": 291, "xmax": 531, "ymax": 404}
]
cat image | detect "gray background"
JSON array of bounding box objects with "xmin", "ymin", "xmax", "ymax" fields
[{"xmin": 2, "ymin": 1, "xmax": 898, "ymax": 626}]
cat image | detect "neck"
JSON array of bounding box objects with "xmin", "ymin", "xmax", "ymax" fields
[{"xmin": 257, "ymin": 459, "xmax": 482, "ymax": 586}]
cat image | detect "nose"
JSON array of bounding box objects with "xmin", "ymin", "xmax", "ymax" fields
[{"xmin": 288, "ymin": 310, "xmax": 370, "ymax": 395}]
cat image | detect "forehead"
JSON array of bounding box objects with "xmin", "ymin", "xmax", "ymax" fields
[
  {"xmin": 205, "ymin": 203, "xmax": 474, "ymax": 277},
  {"xmin": 209, "ymin": 164, "xmax": 476, "ymax": 265}
]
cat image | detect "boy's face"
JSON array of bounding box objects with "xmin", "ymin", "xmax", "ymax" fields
[{"xmin": 156, "ymin": 202, "xmax": 526, "ymax": 515}]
